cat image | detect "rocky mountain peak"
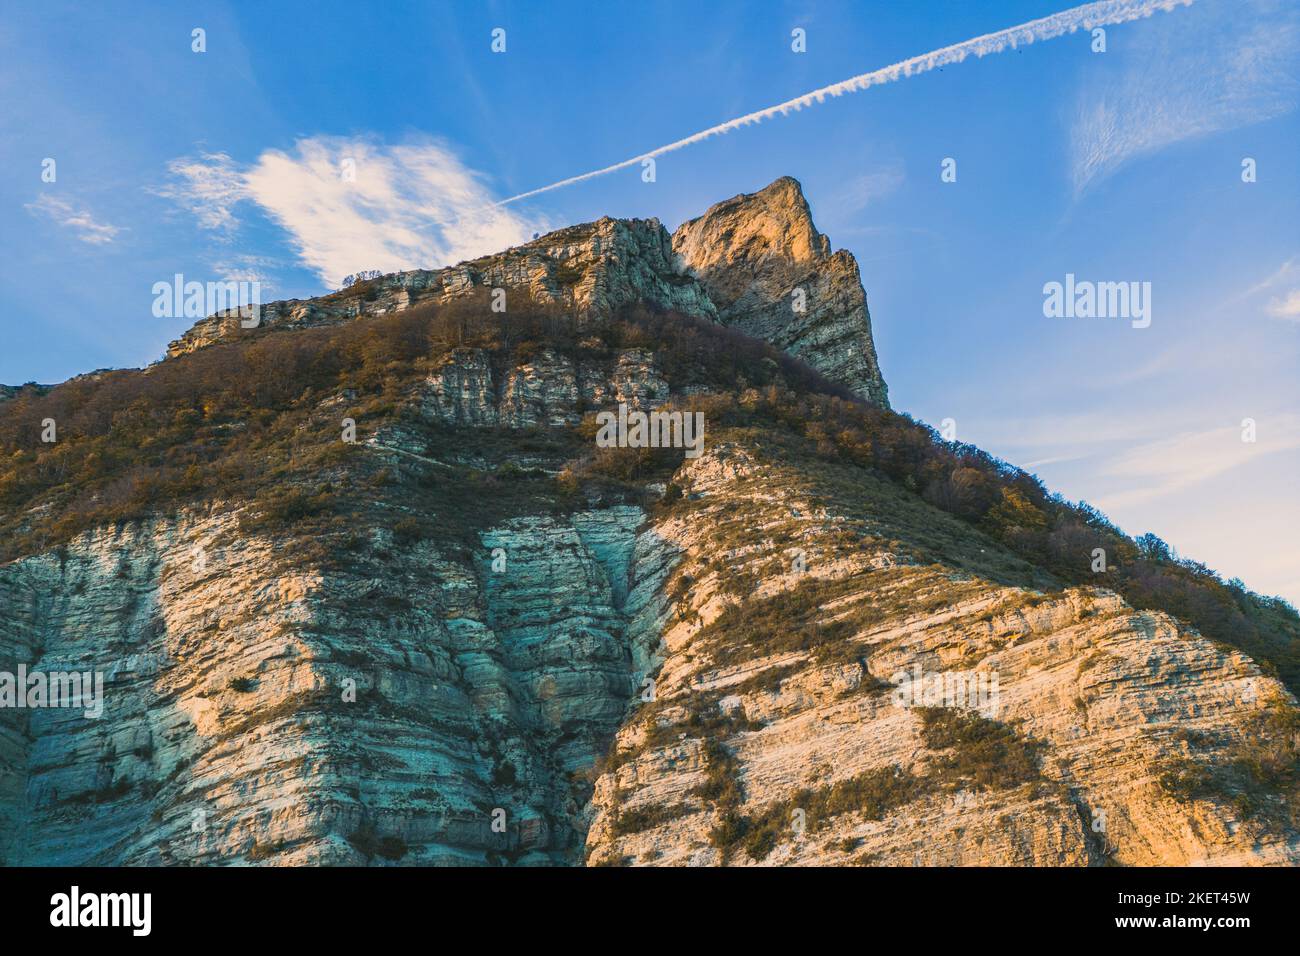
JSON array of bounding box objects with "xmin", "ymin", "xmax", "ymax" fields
[
  {"xmin": 672, "ymin": 177, "xmax": 888, "ymax": 407},
  {"xmin": 163, "ymin": 177, "xmax": 889, "ymax": 407},
  {"xmin": 672, "ymin": 176, "xmax": 831, "ymax": 292},
  {"xmin": 3, "ymin": 176, "xmax": 1298, "ymax": 869}
]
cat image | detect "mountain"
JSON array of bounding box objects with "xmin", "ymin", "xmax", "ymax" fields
[{"xmin": 0, "ymin": 178, "xmax": 1296, "ymax": 866}]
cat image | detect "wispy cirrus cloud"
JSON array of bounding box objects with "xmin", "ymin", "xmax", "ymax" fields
[
  {"xmin": 152, "ymin": 151, "xmax": 247, "ymax": 235},
  {"xmin": 25, "ymin": 194, "xmax": 123, "ymax": 245},
  {"xmin": 156, "ymin": 136, "xmax": 543, "ymax": 287},
  {"xmin": 1237, "ymin": 254, "xmax": 1300, "ymax": 322},
  {"xmin": 1069, "ymin": 0, "xmax": 1300, "ymax": 196},
  {"xmin": 837, "ymin": 165, "xmax": 906, "ymax": 213},
  {"xmin": 1265, "ymin": 289, "xmax": 1300, "ymax": 321},
  {"xmin": 1096, "ymin": 414, "xmax": 1300, "ymax": 508}
]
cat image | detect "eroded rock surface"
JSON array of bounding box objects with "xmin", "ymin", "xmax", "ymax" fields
[
  {"xmin": 0, "ymin": 505, "xmax": 662, "ymax": 865},
  {"xmin": 582, "ymin": 443, "xmax": 1299, "ymax": 866}
]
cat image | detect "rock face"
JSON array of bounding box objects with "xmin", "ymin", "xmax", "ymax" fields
[
  {"xmin": 671, "ymin": 177, "xmax": 889, "ymax": 408},
  {"xmin": 420, "ymin": 347, "xmax": 669, "ymax": 429},
  {"xmin": 2, "ymin": 421, "xmax": 1295, "ymax": 866},
  {"xmin": 0, "ymin": 504, "xmax": 662, "ymax": 865},
  {"xmin": 582, "ymin": 442, "xmax": 1297, "ymax": 866},
  {"xmin": 164, "ymin": 179, "xmax": 888, "ymax": 407},
  {"xmin": 165, "ymin": 217, "xmax": 716, "ymax": 361}
]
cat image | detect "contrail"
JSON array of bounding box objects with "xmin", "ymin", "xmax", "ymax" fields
[{"xmin": 498, "ymin": 0, "xmax": 1195, "ymax": 205}]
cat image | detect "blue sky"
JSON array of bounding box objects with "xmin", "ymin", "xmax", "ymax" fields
[{"xmin": 2, "ymin": 0, "xmax": 1298, "ymax": 601}]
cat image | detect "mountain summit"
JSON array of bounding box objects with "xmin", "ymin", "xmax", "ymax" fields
[
  {"xmin": 672, "ymin": 177, "xmax": 888, "ymax": 407},
  {"xmin": 165, "ymin": 177, "xmax": 889, "ymax": 408}
]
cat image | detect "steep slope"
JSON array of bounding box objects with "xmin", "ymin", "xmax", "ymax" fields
[{"xmin": 583, "ymin": 435, "xmax": 1296, "ymax": 866}]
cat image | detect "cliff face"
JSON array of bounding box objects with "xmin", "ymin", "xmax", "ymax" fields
[
  {"xmin": 2, "ymin": 399, "xmax": 1294, "ymax": 866},
  {"xmin": 165, "ymin": 216, "xmax": 717, "ymax": 361},
  {"xmin": 582, "ymin": 441, "xmax": 1295, "ymax": 866},
  {"xmin": 672, "ymin": 177, "xmax": 889, "ymax": 408},
  {"xmin": 0, "ymin": 504, "xmax": 662, "ymax": 865},
  {"xmin": 2, "ymin": 179, "xmax": 1297, "ymax": 867}
]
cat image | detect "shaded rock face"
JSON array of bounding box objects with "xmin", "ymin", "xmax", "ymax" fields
[
  {"xmin": 419, "ymin": 347, "xmax": 669, "ymax": 429},
  {"xmin": 164, "ymin": 178, "xmax": 888, "ymax": 407},
  {"xmin": 0, "ymin": 506, "xmax": 669, "ymax": 865},
  {"xmin": 671, "ymin": 177, "xmax": 889, "ymax": 408}
]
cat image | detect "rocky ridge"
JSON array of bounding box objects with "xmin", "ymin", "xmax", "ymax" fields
[{"xmin": 165, "ymin": 179, "xmax": 889, "ymax": 409}]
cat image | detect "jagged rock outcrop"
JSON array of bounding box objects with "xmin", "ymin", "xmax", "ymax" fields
[
  {"xmin": 671, "ymin": 177, "xmax": 889, "ymax": 408},
  {"xmin": 164, "ymin": 178, "xmax": 888, "ymax": 407}
]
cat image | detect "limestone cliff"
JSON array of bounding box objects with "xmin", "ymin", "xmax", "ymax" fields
[
  {"xmin": 165, "ymin": 216, "xmax": 716, "ymax": 361},
  {"xmin": 583, "ymin": 441, "xmax": 1296, "ymax": 866}
]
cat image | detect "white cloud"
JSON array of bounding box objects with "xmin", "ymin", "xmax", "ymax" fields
[
  {"xmin": 1265, "ymin": 288, "xmax": 1300, "ymax": 320},
  {"xmin": 25, "ymin": 194, "xmax": 123, "ymax": 245},
  {"xmin": 153, "ymin": 151, "xmax": 247, "ymax": 235},
  {"xmin": 208, "ymin": 253, "xmax": 283, "ymax": 294},
  {"xmin": 1069, "ymin": 0, "xmax": 1300, "ymax": 196},
  {"xmin": 158, "ymin": 136, "xmax": 544, "ymax": 287},
  {"xmin": 1243, "ymin": 254, "xmax": 1299, "ymax": 298},
  {"xmin": 1233, "ymin": 255, "xmax": 1300, "ymax": 322},
  {"xmin": 837, "ymin": 166, "xmax": 905, "ymax": 213}
]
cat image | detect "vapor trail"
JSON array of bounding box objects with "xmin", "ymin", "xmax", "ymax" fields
[{"xmin": 498, "ymin": 0, "xmax": 1195, "ymax": 205}]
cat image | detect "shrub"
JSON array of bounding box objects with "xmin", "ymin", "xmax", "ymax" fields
[
  {"xmin": 609, "ymin": 801, "xmax": 693, "ymax": 837},
  {"xmin": 916, "ymin": 707, "xmax": 1043, "ymax": 791}
]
